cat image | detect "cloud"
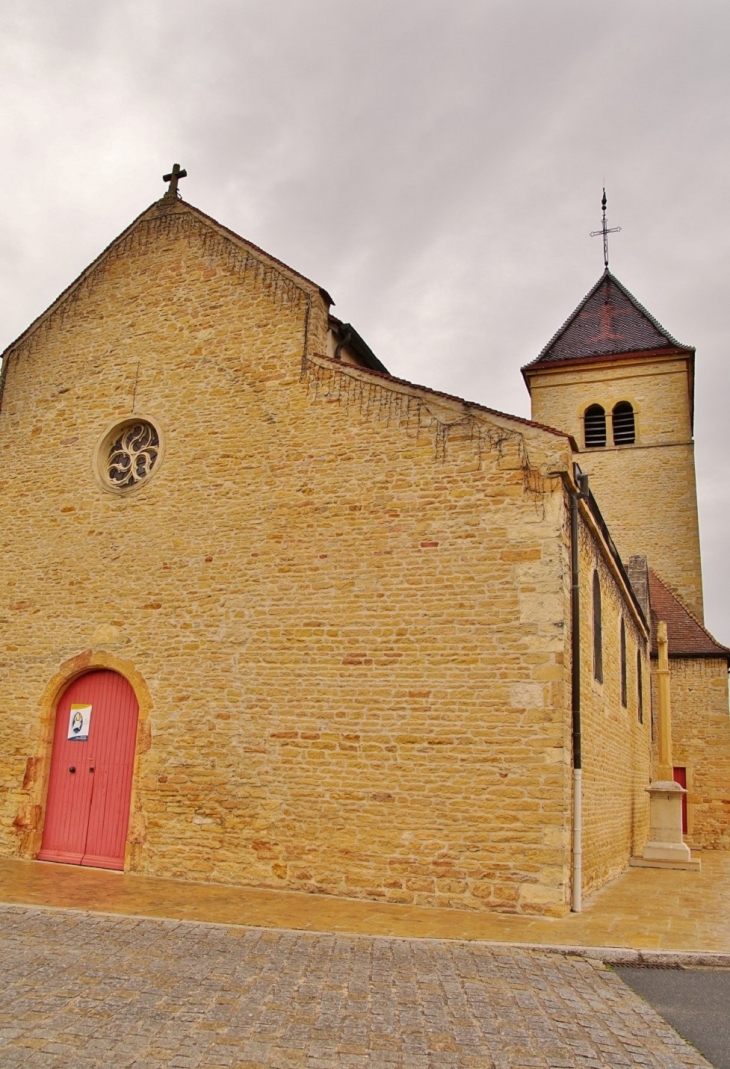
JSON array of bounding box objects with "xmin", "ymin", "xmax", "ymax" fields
[{"xmin": 0, "ymin": 0, "xmax": 728, "ymax": 635}]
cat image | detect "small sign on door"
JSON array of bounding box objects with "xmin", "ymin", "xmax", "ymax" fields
[{"xmin": 67, "ymin": 704, "xmax": 92, "ymax": 741}]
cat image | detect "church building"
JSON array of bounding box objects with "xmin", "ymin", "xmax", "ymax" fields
[{"xmin": 0, "ymin": 174, "xmax": 727, "ymax": 916}]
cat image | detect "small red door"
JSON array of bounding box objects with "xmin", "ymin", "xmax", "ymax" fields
[
  {"xmin": 673, "ymin": 766, "xmax": 688, "ymax": 835},
  {"xmin": 39, "ymin": 671, "xmax": 139, "ymax": 870}
]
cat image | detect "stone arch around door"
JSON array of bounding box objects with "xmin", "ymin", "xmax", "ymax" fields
[{"xmin": 17, "ymin": 651, "xmax": 153, "ymax": 870}]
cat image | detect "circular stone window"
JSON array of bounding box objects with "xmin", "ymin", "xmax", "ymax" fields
[{"xmin": 95, "ymin": 417, "xmax": 163, "ymax": 494}]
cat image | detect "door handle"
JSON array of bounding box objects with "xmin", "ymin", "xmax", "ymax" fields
[{"xmin": 68, "ymin": 766, "xmax": 76, "ymax": 774}]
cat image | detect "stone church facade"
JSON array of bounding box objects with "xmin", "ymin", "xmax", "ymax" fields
[{"xmin": 0, "ymin": 185, "xmax": 725, "ymax": 916}]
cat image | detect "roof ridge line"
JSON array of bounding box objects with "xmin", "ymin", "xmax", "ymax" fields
[
  {"xmin": 0, "ymin": 200, "xmax": 159, "ymax": 362},
  {"xmin": 307, "ymin": 352, "xmax": 578, "ymax": 445},
  {"xmin": 524, "ymin": 273, "xmax": 608, "ymax": 368},
  {"xmin": 175, "ymin": 198, "xmax": 332, "ymax": 302},
  {"xmin": 0, "ymin": 197, "xmax": 332, "ymax": 365},
  {"xmin": 605, "ymin": 272, "xmax": 690, "ymax": 350}
]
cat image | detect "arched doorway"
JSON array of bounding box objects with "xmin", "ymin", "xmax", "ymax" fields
[{"xmin": 38, "ymin": 670, "xmax": 139, "ymax": 870}]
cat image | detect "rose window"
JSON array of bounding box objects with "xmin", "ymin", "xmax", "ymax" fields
[{"xmin": 105, "ymin": 421, "xmax": 160, "ymax": 489}]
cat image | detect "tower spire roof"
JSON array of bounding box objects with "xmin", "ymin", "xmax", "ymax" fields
[{"xmin": 523, "ymin": 271, "xmax": 693, "ymax": 369}]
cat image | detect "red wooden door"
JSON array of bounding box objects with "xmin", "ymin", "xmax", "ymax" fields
[
  {"xmin": 39, "ymin": 671, "xmax": 139, "ymax": 870},
  {"xmin": 673, "ymin": 766, "xmax": 688, "ymax": 835}
]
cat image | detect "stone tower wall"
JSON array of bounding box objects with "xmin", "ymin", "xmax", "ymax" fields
[{"xmin": 527, "ymin": 354, "xmax": 704, "ymax": 621}]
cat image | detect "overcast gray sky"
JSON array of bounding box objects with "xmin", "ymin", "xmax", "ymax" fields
[{"xmin": 1, "ymin": 0, "xmax": 728, "ymax": 640}]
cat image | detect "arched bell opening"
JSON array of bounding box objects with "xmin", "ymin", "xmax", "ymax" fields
[
  {"xmin": 612, "ymin": 401, "xmax": 636, "ymax": 445},
  {"xmin": 584, "ymin": 404, "xmax": 607, "ymax": 449}
]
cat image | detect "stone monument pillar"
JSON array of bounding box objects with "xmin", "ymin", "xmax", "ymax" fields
[{"xmin": 631, "ymin": 621, "xmax": 700, "ymax": 871}]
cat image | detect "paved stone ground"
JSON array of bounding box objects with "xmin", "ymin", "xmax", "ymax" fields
[{"xmin": 0, "ymin": 905, "xmax": 711, "ymax": 1069}]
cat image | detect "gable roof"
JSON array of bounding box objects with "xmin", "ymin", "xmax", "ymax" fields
[
  {"xmin": 0, "ymin": 195, "xmax": 333, "ymax": 365},
  {"xmin": 177, "ymin": 198, "xmax": 333, "ymax": 304},
  {"xmin": 649, "ymin": 570, "xmax": 730, "ymax": 661},
  {"xmin": 523, "ymin": 270, "xmax": 694, "ymax": 370}
]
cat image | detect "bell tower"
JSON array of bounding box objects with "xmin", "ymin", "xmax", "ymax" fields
[{"xmin": 522, "ymin": 269, "xmax": 703, "ymax": 621}]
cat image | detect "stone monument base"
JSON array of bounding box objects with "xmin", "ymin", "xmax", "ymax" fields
[
  {"xmin": 629, "ymin": 856, "xmax": 701, "ymax": 871},
  {"xmin": 631, "ymin": 780, "xmax": 701, "ymax": 872}
]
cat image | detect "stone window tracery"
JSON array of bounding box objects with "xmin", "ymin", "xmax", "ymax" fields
[
  {"xmin": 95, "ymin": 417, "xmax": 163, "ymax": 494},
  {"xmin": 106, "ymin": 422, "xmax": 160, "ymax": 488}
]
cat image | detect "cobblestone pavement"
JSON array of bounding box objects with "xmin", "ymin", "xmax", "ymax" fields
[{"xmin": 0, "ymin": 905, "xmax": 711, "ymax": 1069}]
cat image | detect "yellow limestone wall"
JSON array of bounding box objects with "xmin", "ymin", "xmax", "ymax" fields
[
  {"xmin": 574, "ymin": 519, "xmax": 651, "ymax": 894},
  {"xmin": 650, "ymin": 658, "xmax": 730, "ymax": 849},
  {"xmin": 0, "ymin": 199, "xmax": 597, "ymax": 916},
  {"xmin": 527, "ymin": 355, "xmax": 704, "ymax": 621}
]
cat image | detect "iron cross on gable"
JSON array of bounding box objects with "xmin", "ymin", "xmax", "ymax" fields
[
  {"xmin": 163, "ymin": 163, "xmax": 187, "ymax": 198},
  {"xmin": 590, "ymin": 188, "xmax": 621, "ymax": 270}
]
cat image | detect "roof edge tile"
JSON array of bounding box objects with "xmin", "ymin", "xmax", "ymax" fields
[{"xmin": 649, "ymin": 570, "xmax": 730, "ymax": 662}]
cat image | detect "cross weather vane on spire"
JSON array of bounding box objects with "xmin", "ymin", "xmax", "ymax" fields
[
  {"xmin": 163, "ymin": 163, "xmax": 187, "ymax": 199},
  {"xmin": 590, "ymin": 188, "xmax": 621, "ymax": 271}
]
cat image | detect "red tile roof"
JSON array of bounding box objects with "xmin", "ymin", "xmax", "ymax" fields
[
  {"xmin": 649, "ymin": 570, "xmax": 730, "ymax": 661},
  {"xmin": 523, "ymin": 270, "xmax": 693, "ymax": 368}
]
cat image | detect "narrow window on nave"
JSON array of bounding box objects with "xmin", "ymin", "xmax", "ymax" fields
[
  {"xmin": 584, "ymin": 404, "xmax": 607, "ymax": 448},
  {"xmin": 612, "ymin": 401, "xmax": 636, "ymax": 445},
  {"xmin": 637, "ymin": 649, "xmax": 644, "ymax": 724},
  {"xmin": 592, "ymin": 570, "xmax": 603, "ymax": 683},
  {"xmin": 620, "ymin": 619, "xmax": 627, "ymax": 707}
]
